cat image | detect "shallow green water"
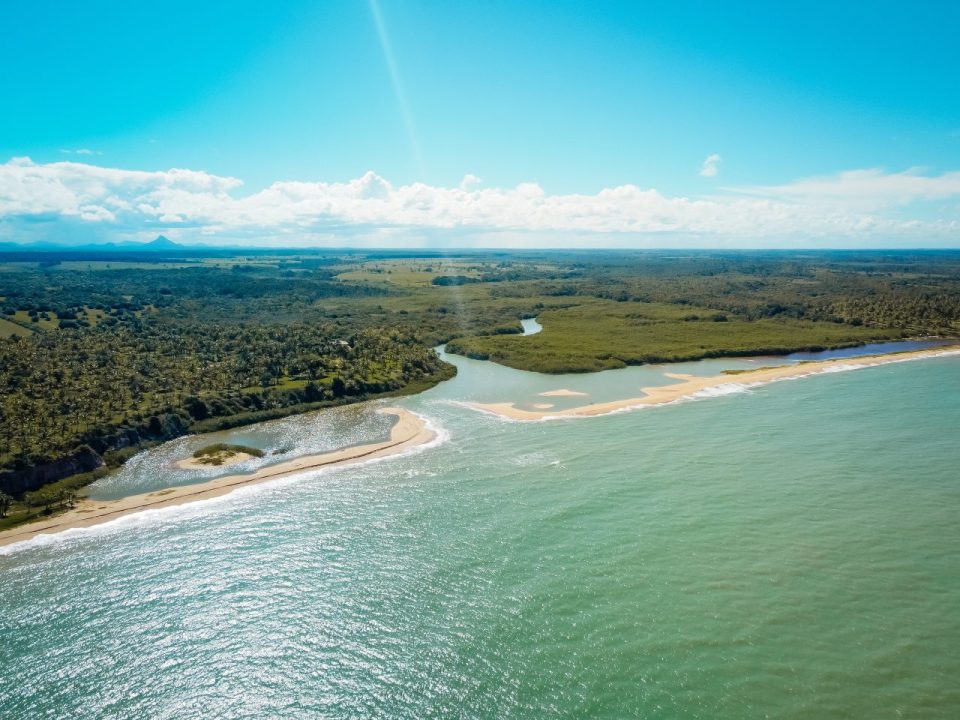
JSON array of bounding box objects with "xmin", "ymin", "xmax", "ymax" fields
[{"xmin": 2, "ymin": 349, "xmax": 959, "ymax": 718}]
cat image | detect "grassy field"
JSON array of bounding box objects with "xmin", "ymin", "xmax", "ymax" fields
[
  {"xmin": 326, "ymin": 257, "xmax": 921, "ymax": 372},
  {"xmin": 12, "ymin": 309, "xmax": 59, "ymax": 330},
  {"xmin": 336, "ymin": 259, "xmax": 485, "ymax": 287},
  {"xmin": 0, "ymin": 317, "xmax": 33, "ymax": 338},
  {"xmin": 446, "ymin": 300, "xmax": 906, "ymax": 372},
  {"xmin": 55, "ymin": 260, "xmax": 200, "ymax": 271}
]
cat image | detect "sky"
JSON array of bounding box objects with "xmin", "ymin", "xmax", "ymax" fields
[{"xmin": 1, "ymin": 0, "xmax": 959, "ymax": 248}]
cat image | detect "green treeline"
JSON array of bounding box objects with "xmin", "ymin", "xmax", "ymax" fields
[{"xmin": 0, "ymin": 321, "xmax": 449, "ymax": 474}]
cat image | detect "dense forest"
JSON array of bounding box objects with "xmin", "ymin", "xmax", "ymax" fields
[
  {"xmin": 0, "ymin": 322, "xmax": 448, "ymax": 464},
  {"xmin": 1, "ymin": 248, "xmax": 959, "ymax": 520}
]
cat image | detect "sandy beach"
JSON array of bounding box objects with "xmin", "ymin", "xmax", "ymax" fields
[
  {"xmin": 0, "ymin": 407, "xmax": 433, "ymax": 548},
  {"xmin": 471, "ymin": 345, "xmax": 960, "ymax": 421},
  {"xmin": 539, "ymin": 389, "xmax": 588, "ymax": 397}
]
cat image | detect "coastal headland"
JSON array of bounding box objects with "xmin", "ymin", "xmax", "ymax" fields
[
  {"xmin": 0, "ymin": 407, "xmax": 433, "ymax": 548},
  {"xmin": 469, "ymin": 346, "xmax": 960, "ymax": 421}
]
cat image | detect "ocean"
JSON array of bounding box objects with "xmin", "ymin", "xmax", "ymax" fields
[{"xmin": 1, "ymin": 347, "xmax": 958, "ymax": 718}]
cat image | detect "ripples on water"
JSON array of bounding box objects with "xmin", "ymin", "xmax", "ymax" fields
[
  {"xmin": 2, "ymin": 353, "xmax": 959, "ymax": 718},
  {"xmin": 89, "ymin": 403, "xmax": 395, "ymax": 500}
]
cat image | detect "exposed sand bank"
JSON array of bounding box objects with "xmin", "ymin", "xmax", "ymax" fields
[
  {"xmin": 176, "ymin": 452, "xmax": 257, "ymax": 471},
  {"xmin": 0, "ymin": 407, "xmax": 433, "ymax": 548},
  {"xmin": 470, "ymin": 346, "xmax": 960, "ymax": 421},
  {"xmin": 539, "ymin": 389, "xmax": 588, "ymax": 397}
]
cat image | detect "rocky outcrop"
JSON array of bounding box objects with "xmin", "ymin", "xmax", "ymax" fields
[
  {"xmin": 0, "ymin": 412, "xmax": 193, "ymax": 497},
  {"xmin": 81, "ymin": 412, "xmax": 191, "ymax": 456},
  {"xmin": 0, "ymin": 446, "xmax": 104, "ymax": 496}
]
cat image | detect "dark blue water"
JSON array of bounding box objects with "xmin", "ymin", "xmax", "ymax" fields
[{"xmin": 784, "ymin": 339, "xmax": 953, "ymax": 362}]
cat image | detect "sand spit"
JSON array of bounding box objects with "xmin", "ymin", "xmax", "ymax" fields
[
  {"xmin": 470, "ymin": 346, "xmax": 960, "ymax": 421},
  {"xmin": 539, "ymin": 389, "xmax": 589, "ymax": 397},
  {"xmin": 0, "ymin": 408, "xmax": 433, "ymax": 548}
]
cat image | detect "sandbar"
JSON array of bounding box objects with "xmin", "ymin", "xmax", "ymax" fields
[
  {"xmin": 470, "ymin": 345, "xmax": 960, "ymax": 421},
  {"xmin": 177, "ymin": 452, "xmax": 256, "ymax": 471},
  {"xmin": 539, "ymin": 389, "xmax": 589, "ymax": 397},
  {"xmin": 0, "ymin": 407, "xmax": 433, "ymax": 548}
]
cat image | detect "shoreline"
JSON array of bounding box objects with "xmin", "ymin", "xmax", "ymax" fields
[
  {"xmin": 468, "ymin": 345, "xmax": 960, "ymax": 421},
  {"xmin": 0, "ymin": 407, "xmax": 434, "ymax": 549},
  {"xmin": 0, "ymin": 363, "xmax": 458, "ymax": 509}
]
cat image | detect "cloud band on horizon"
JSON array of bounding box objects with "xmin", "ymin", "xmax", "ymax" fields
[{"xmin": 1, "ymin": 157, "xmax": 958, "ymax": 248}]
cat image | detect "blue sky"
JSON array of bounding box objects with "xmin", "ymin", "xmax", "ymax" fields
[{"xmin": 1, "ymin": 0, "xmax": 959, "ymax": 247}]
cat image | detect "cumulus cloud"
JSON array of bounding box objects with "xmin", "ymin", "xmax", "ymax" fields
[
  {"xmin": 459, "ymin": 173, "xmax": 482, "ymax": 191},
  {"xmin": 0, "ymin": 157, "xmax": 958, "ymax": 247},
  {"xmin": 700, "ymin": 153, "xmax": 722, "ymax": 178}
]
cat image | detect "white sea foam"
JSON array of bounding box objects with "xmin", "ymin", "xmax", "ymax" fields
[
  {"xmin": 0, "ymin": 411, "xmax": 449, "ymax": 557},
  {"xmin": 689, "ymin": 382, "xmax": 752, "ymax": 398},
  {"xmin": 0, "ymin": 489, "xmax": 241, "ymax": 557},
  {"xmin": 819, "ymin": 362, "xmax": 863, "ymax": 374}
]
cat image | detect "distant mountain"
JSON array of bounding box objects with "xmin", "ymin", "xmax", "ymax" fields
[
  {"xmin": 143, "ymin": 235, "xmax": 180, "ymax": 251},
  {"xmin": 0, "ymin": 236, "xmax": 189, "ymax": 253}
]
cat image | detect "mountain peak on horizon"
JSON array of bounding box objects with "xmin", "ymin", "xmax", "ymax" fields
[{"xmin": 145, "ymin": 235, "xmax": 179, "ymax": 249}]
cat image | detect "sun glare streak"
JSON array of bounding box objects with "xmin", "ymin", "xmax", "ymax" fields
[
  {"xmin": 367, "ymin": 0, "xmax": 424, "ymax": 177},
  {"xmin": 440, "ymin": 248, "xmax": 473, "ymax": 337}
]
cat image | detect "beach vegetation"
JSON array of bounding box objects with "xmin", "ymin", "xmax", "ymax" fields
[{"xmin": 191, "ymin": 443, "xmax": 265, "ymax": 466}]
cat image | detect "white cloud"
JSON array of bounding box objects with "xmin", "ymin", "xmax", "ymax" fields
[
  {"xmin": 459, "ymin": 173, "xmax": 482, "ymax": 191},
  {"xmin": 60, "ymin": 148, "xmax": 102, "ymax": 156},
  {"xmin": 730, "ymin": 168, "xmax": 960, "ymax": 211},
  {"xmin": 700, "ymin": 153, "xmax": 721, "ymax": 178},
  {"xmin": 0, "ymin": 157, "xmax": 958, "ymax": 247}
]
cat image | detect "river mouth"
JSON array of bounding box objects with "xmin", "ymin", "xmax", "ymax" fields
[
  {"xmin": 437, "ymin": 337, "xmax": 959, "ymax": 415},
  {"xmin": 4, "ymin": 342, "xmax": 959, "ymax": 718},
  {"xmin": 88, "ymin": 337, "xmax": 955, "ymax": 500}
]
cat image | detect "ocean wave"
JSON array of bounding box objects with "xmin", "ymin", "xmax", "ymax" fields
[
  {"xmin": 0, "ymin": 490, "xmax": 240, "ymax": 557},
  {"xmin": 0, "ymin": 411, "xmax": 449, "ymax": 557},
  {"xmin": 690, "ymin": 382, "xmax": 752, "ymax": 398}
]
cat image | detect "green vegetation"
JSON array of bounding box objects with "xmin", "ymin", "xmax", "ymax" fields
[
  {"xmin": 1, "ymin": 247, "xmax": 958, "ymax": 528},
  {"xmin": 446, "ymin": 300, "xmax": 905, "ymax": 373},
  {"xmin": 0, "ymin": 323, "xmax": 451, "ymax": 466},
  {"xmin": 191, "ymin": 443, "xmax": 265, "ymax": 466},
  {"xmin": 722, "ymin": 367, "xmax": 779, "ymax": 375},
  {"xmin": 0, "ymin": 317, "xmax": 33, "ymax": 338},
  {"xmin": 0, "ymin": 466, "xmax": 110, "ymax": 532}
]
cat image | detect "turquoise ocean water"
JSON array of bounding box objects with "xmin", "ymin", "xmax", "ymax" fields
[{"xmin": 1, "ymin": 345, "xmax": 959, "ymax": 718}]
